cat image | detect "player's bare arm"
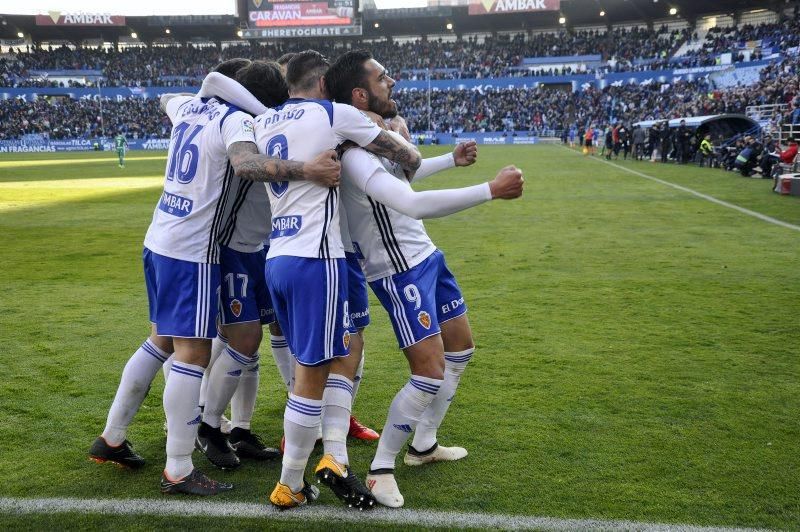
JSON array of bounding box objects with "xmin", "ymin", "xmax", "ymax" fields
[
  {"xmin": 227, "ymin": 141, "xmax": 341, "ymax": 187},
  {"xmin": 363, "ymin": 129, "xmax": 422, "ymax": 174}
]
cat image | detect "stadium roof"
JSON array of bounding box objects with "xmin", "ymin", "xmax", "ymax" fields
[{"xmin": 0, "ymin": 0, "xmax": 781, "ymax": 43}]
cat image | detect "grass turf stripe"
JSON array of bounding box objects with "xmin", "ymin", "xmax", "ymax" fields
[
  {"xmin": 573, "ymin": 148, "xmax": 800, "ymax": 233},
  {"xmin": 0, "ymin": 497, "xmax": 765, "ymax": 531}
]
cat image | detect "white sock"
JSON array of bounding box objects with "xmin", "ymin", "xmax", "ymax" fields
[
  {"xmin": 370, "ymin": 375, "xmax": 442, "ymax": 471},
  {"xmin": 231, "ymin": 352, "xmax": 261, "ymax": 430},
  {"xmin": 203, "ymin": 347, "xmax": 256, "ymax": 429},
  {"xmin": 102, "ymin": 339, "xmax": 169, "ymax": 446},
  {"xmin": 199, "ymin": 334, "xmax": 227, "ymax": 408},
  {"xmin": 164, "ymin": 361, "xmax": 204, "ymax": 480},
  {"xmin": 162, "ymin": 355, "xmax": 174, "ymax": 382},
  {"xmin": 322, "ymin": 374, "xmax": 353, "ymax": 464},
  {"xmin": 280, "ymin": 394, "xmax": 323, "ymax": 493},
  {"xmin": 412, "ymin": 349, "xmax": 474, "ymax": 451},
  {"xmin": 352, "ymin": 352, "xmax": 365, "ymax": 405},
  {"xmin": 270, "ymin": 335, "xmax": 293, "ymax": 391}
]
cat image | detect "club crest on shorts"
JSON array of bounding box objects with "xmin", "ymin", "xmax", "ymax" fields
[
  {"xmin": 418, "ymin": 311, "xmax": 431, "ymax": 330},
  {"xmin": 343, "ymin": 331, "xmax": 351, "ymax": 349},
  {"xmin": 230, "ymin": 299, "xmax": 242, "ymax": 318}
]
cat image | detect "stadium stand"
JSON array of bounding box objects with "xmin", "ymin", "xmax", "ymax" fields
[{"xmin": 0, "ymin": 3, "xmax": 798, "ymax": 144}]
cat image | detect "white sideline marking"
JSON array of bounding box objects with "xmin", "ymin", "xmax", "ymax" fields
[
  {"xmin": 0, "ymin": 497, "xmax": 765, "ymax": 531},
  {"xmin": 575, "ymin": 150, "xmax": 800, "ymax": 233}
]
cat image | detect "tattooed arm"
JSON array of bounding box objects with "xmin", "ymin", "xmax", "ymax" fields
[
  {"xmin": 362, "ymin": 129, "xmax": 422, "ymax": 176},
  {"xmin": 227, "ymin": 141, "xmax": 341, "ymax": 187}
]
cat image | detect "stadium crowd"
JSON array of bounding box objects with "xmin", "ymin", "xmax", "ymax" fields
[
  {"xmin": 2, "ymin": 49, "xmax": 797, "ymax": 142},
  {"xmin": 0, "ymin": 26, "xmax": 695, "ymax": 87},
  {"xmin": 0, "ymin": 97, "xmax": 166, "ymax": 140},
  {"xmin": 1, "ymin": 52, "xmax": 797, "ymax": 141}
]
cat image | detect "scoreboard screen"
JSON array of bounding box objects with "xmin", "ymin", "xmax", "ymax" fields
[{"xmin": 244, "ymin": 0, "xmax": 360, "ymax": 38}]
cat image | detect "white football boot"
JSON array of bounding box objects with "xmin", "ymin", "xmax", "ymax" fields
[
  {"xmin": 366, "ymin": 472, "xmax": 404, "ymax": 508},
  {"xmin": 404, "ymin": 443, "xmax": 468, "ymax": 466}
]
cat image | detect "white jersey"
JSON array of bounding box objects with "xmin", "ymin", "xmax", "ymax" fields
[
  {"xmin": 340, "ymin": 151, "xmax": 436, "ymax": 282},
  {"xmin": 338, "ymin": 200, "xmax": 355, "ymax": 254},
  {"xmin": 253, "ymin": 98, "xmax": 382, "ymax": 260},
  {"xmin": 218, "ymin": 177, "xmax": 272, "ymax": 253},
  {"xmin": 144, "ymin": 95, "xmax": 256, "ymax": 263}
]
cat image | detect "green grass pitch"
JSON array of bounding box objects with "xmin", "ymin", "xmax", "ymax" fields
[{"xmin": 0, "ymin": 145, "xmax": 798, "ymax": 529}]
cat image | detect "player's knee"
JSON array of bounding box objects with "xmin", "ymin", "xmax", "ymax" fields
[
  {"xmin": 149, "ymin": 331, "xmax": 174, "ymax": 354},
  {"xmin": 410, "ymin": 357, "xmax": 445, "ymax": 381},
  {"xmin": 228, "ymin": 332, "xmax": 262, "ymax": 356}
]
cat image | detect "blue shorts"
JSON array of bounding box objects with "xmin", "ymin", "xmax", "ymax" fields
[
  {"xmin": 266, "ymin": 256, "xmax": 350, "ymax": 367},
  {"xmin": 369, "ymin": 250, "xmax": 467, "ymax": 349},
  {"xmin": 143, "ymin": 247, "xmax": 220, "ymax": 339},
  {"xmin": 346, "ymin": 252, "xmax": 370, "ymax": 331},
  {"xmin": 219, "ymin": 246, "xmax": 275, "ymax": 327}
]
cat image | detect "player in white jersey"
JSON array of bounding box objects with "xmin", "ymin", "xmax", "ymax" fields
[
  {"xmin": 253, "ymin": 50, "xmax": 423, "ymax": 510},
  {"xmin": 89, "ymin": 60, "xmax": 341, "ymax": 496},
  {"xmin": 273, "ymin": 52, "xmax": 381, "ymax": 444},
  {"xmin": 325, "ymin": 50, "xmax": 523, "ymax": 507},
  {"xmin": 187, "ymin": 64, "xmax": 289, "ymax": 470}
]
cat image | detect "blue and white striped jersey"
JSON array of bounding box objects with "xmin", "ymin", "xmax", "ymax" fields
[
  {"xmin": 253, "ymin": 98, "xmax": 382, "ymax": 260},
  {"xmin": 340, "ymin": 149, "xmax": 436, "ymax": 282},
  {"xmin": 144, "ymin": 95, "xmax": 256, "ymax": 263}
]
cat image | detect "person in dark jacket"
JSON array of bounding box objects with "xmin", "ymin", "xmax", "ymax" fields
[
  {"xmin": 675, "ymin": 120, "xmax": 692, "ymax": 164},
  {"xmin": 632, "ymin": 125, "xmax": 646, "ymax": 160},
  {"xmin": 659, "ymin": 121, "xmax": 672, "ymax": 163}
]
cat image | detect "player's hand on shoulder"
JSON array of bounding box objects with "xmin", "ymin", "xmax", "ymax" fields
[
  {"xmin": 489, "ymin": 165, "xmax": 524, "ymax": 200},
  {"xmin": 361, "ymin": 111, "xmax": 387, "ymax": 130},
  {"xmin": 453, "ymin": 140, "xmax": 478, "ymax": 167},
  {"xmin": 387, "ymin": 115, "xmax": 411, "ymax": 142},
  {"xmin": 304, "ymin": 149, "xmax": 341, "ymax": 188}
]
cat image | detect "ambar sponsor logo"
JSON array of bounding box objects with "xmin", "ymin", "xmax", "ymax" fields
[
  {"xmin": 468, "ymin": 0, "xmax": 559, "ymax": 15},
  {"xmin": 35, "ymin": 12, "xmax": 126, "ymax": 26}
]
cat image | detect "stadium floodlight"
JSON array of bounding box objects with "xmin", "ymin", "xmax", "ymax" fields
[
  {"xmin": 669, "ymin": 7, "xmax": 677, "ymax": 15},
  {"xmin": 236, "ymin": 29, "xmax": 244, "ymax": 37},
  {"xmin": 374, "ymin": 22, "xmax": 380, "ymax": 28},
  {"xmin": 165, "ymin": 28, "xmax": 171, "ymax": 34},
  {"xmin": 558, "ymin": 16, "xmax": 566, "ymax": 24},
  {"xmin": 16, "ymin": 31, "xmax": 23, "ymax": 38},
  {"xmin": 446, "ymin": 22, "xmax": 453, "ymax": 30},
  {"xmin": 130, "ymin": 32, "xmax": 138, "ymax": 39},
  {"xmin": 599, "ymin": 10, "xmax": 605, "ymax": 16}
]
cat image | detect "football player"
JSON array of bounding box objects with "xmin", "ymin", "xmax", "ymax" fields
[
  {"xmin": 325, "ymin": 49, "xmax": 523, "ymax": 507},
  {"xmin": 89, "ymin": 60, "xmax": 340, "ymax": 495},
  {"xmin": 252, "ymin": 50, "xmax": 422, "ymax": 510}
]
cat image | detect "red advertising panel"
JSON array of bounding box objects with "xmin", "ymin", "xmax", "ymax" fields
[
  {"xmin": 248, "ymin": 0, "xmax": 354, "ymax": 28},
  {"xmin": 468, "ymin": 0, "xmax": 559, "ymax": 15}
]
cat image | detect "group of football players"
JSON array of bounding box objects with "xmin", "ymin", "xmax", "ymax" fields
[{"xmin": 88, "ymin": 48, "xmax": 524, "ymax": 510}]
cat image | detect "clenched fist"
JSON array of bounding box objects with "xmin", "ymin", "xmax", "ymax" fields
[
  {"xmin": 453, "ymin": 140, "xmax": 478, "ymax": 167},
  {"xmin": 488, "ymin": 165, "xmax": 524, "ymax": 200}
]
